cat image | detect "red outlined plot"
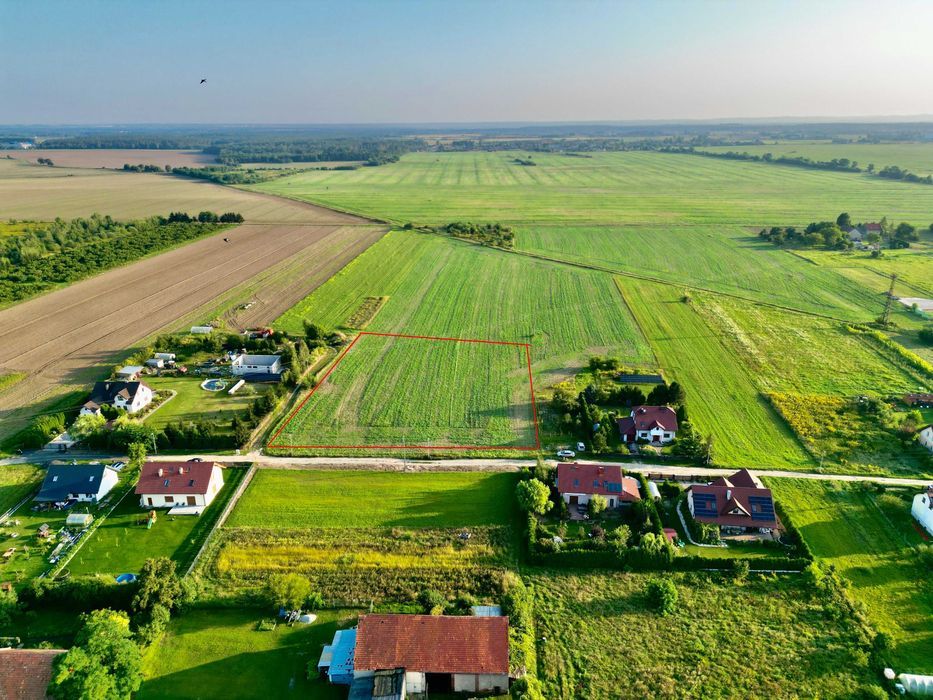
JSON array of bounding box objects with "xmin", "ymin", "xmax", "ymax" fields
[{"xmin": 267, "ymin": 331, "xmax": 540, "ymax": 451}]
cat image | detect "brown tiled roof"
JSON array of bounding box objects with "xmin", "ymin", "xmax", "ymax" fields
[
  {"xmin": 135, "ymin": 461, "xmax": 221, "ymax": 496},
  {"xmin": 630, "ymin": 406, "xmax": 678, "ymax": 432},
  {"xmin": 556, "ymin": 463, "xmax": 640, "ymax": 501},
  {"xmin": 354, "ymin": 614, "xmax": 509, "ymax": 675},
  {"xmin": 688, "ymin": 470, "xmax": 778, "ymax": 528},
  {"xmin": 0, "ymin": 648, "xmax": 67, "ymax": 700}
]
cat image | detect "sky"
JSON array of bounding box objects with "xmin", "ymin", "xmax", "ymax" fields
[{"xmin": 2, "ymin": 0, "xmax": 933, "ymax": 125}]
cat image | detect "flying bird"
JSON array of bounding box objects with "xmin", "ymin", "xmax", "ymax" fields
[{"xmin": 200, "ymin": 78, "xmax": 207, "ymax": 84}]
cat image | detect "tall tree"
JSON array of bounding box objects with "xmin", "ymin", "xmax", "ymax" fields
[{"xmin": 49, "ymin": 609, "xmax": 142, "ymax": 700}]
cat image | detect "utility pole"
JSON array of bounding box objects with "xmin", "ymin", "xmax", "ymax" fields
[{"xmin": 881, "ymin": 273, "xmax": 898, "ymax": 327}]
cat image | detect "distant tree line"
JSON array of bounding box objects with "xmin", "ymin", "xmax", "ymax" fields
[
  {"xmin": 670, "ymin": 147, "xmax": 863, "ymax": 173},
  {"xmin": 122, "ymin": 163, "xmax": 166, "ymax": 173},
  {"xmin": 206, "ymin": 139, "xmax": 416, "ymax": 166},
  {"xmin": 168, "ymin": 166, "xmax": 271, "ymax": 185},
  {"xmin": 876, "ymin": 164, "xmax": 933, "ymax": 185},
  {"xmin": 0, "ymin": 213, "xmax": 238, "ymax": 305}
]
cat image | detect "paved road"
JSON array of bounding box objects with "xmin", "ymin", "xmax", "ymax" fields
[{"xmin": 5, "ymin": 451, "xmax": 931, "ymax": 487}]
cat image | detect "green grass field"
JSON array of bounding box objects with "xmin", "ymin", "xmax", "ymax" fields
[
  {"xmin": 617, "ymin": 277, "xmax": 815, "ymax": 470},
  {"xmin": 701, "ymin": 141, "xmax": 933, "ymax": 176},
  {"xmin": 139, "ymin": 607, "xmax": 355, "ymax": 700},
  {"xmin": 0, "ymin": 499, "xmax": 89, "ymax": 583},
  {"xmin": 227, "ymin": 469, "xmax": 518, "ymax": 529},
  {"xmin": 67, "ymin": 467, "xmax": 245, "ymax": 577},
  {"xmin": 766, "ymin": 479, "xmax": 933, "ymax": 673},
  {"xmin": 271, "ymin": 333, "xmax": 535, "ymax": 449},
  {"xmin": 531, "ymin": 570, "xmax": 881, "ymax": 699},
  {"xmin": 250, "ymin": 151, "xmax": 933, "ymax": 226},
  {"xmin": 0, "ymin": 463, "xmax": 43, "ymax": 515}
]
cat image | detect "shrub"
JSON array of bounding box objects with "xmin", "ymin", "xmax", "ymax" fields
[
  {"xmin": 588, "ymin": 494, "xmax": 608, "ymax": 516},
  {"xmin": 516, "ymin": 479, "xmax": 551, "ymax": 514},
  {"xmin": 645, "ymin": 578, "xmax": 678, "ymax": 615},
  {"xmin": 731, "ymin": 559, "xmax": 750, "ymax": 583},
  {"xmin": 418, "ymin": 588, "xmax": 445, "ymax": 613},
  {"xmin": 267, "ymin": 573, "xmax": 312, "ymax": 610}
]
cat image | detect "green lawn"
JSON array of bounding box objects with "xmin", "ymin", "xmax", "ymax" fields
[
  {"xmin": 271, "ymin": 332, "xmax": 535, "ymax": 450},
  {"xmin": 0, "ymin": 463, "xmax": 44, "ymax": 515},
  {"xmin": 144, "ymin": 375, "xmax": 268, "ymax": 433},
  {"xmin": 227, "ymin": 469, "xmax": 518, "ymax": 529},
  {"xmin": 67, "ymin": 467, "xmax": 246, "ymax": 577},
  {"xmin": 766, "ymin": 479, "xmax": 933, "ymax": 673},
  {"xmin": 530, "ymin": 570, "xmax": 882, "ymax": 699},
  {"xmin": 139, "ymin": 607, "xmax": 355, "ymax": 700},
  {"xmin": 617, "ymin": 277, "xmax": 814, "ymax": 470}
]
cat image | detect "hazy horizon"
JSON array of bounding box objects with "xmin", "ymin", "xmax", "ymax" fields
[{"xmin": 3, "ymin": 0, "xmax": 933, "ymax": 125}]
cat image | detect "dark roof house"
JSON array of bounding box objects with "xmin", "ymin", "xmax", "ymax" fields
[
  {"xmin": 354, "ymin": 614, "xmax": 509, "ymax": 676},
  {"xmin": 35, "ymin": 464, "xmax": 118, "ymax": 502},
  {"xmin": 88, "ymin": 381, "xmax": 151, "ymax": 405},
  {"xmin": 687, "ymin": 469, "xmax": 779, "ymax": 529},
  {"xmin": 556, "ymin": 463, "xmax": 641, "ymax": 502}
]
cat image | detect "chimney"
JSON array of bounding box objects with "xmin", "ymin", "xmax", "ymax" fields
[
  {"xmin": 178, "ymin": 466, "xmax": 185, "ymax": 475},
  {"xmin": 157, "ymin": 468, "xmax": 164, "ymax": 477},
  {"xmin": 726, "ymin": 489, "xmax": 732, "ymax": 500}
]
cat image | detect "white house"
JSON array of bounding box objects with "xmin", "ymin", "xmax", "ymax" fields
[
  {"xmin": 617, "ymin": 405, "xmax": 679, "ymax": 444},
  {"xmin": 556, "ymin": 462, "xmax": 641, "ymax": 509},
  {"xmin": 911, "ymin": 486, "xmax": 933, "ymax": 537},
  {"xmin": 35, "ymin": 465, "xmax": 118, "ymax": 503},
  {"xmin": 919, "ymin": 424, "xmax": 933, "ymax": 452},
  {"xmin": 135, "ymin": 461, "xmax": 224, "ymax": 509},
  {"xmin": 86, "ymin": 381, "xmax": 153, "ymax": 414},
  {"xmin": 231, "ymin": 353, "xmax": 282, "ymax": 376}
]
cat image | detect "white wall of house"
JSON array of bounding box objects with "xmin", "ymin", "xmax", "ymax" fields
[
  {"xmin": 231, "ymin": 355, "xmax": 281, "ymax": 375},
  {"xmin": 911, "ymin": 492, "xmax": 933, "ymax": 536},
  {"xmin": 405, "ymin": 671, "xmax": 426, "ymax": 694},
  {"xmin": 115, "ymin": 384, "xmax": 152, "ymax": 413},
  {"xmin": 636, "ymin": 427, "xmax": 675, "ymax": 443},
  {"xmin": 453, "ymin": 673, "xmax": 509, "ymax": 693},
  {"xmin": 138, "ymin": 467, "xmax": 223, "ymax": 508},
  {"xmin": 562, "ymin": 492, "xmax": 621, "ymax": 508},
  {"xmin": 919, "ymin": 426, "xmax": 933, "ymax": 452}
]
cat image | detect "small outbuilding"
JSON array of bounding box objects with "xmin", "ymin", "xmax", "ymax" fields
[
  {"xmin": 190, "ymin": 325, "xmax": 213, "ymax": 335},
  {"xmin": 65, "ymin": 512, "xmax": 94, "ymax": 528},
  {"xmin": 231, "ymin": 353, "xmax": 282, "ymax": 377},
  {"xmin": 116, "ymin": 365, "xmax": 144, "ymax": 381}
]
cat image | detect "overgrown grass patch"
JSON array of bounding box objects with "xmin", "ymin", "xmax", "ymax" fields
[
  {"xmin": 530, "ymin": 569, "xmax": 881, "ymax": 699},
  {"xmin": 766, "ymin": 478, "xmax": 933, "ymax": 673},
  {"xmin": 0, "ymin": 462, "xmax": 43, "ymax": 515}
]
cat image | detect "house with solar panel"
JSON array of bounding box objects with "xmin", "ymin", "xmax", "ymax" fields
[
  {"xmin": 556, "ymin": 463, "xmax": 641, "ymax": 511},
  {"xmin": 686, "ymin": 469, "xmax": 779, "ymax": 536}
]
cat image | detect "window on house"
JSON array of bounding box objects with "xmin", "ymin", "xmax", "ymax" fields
[{"xmin": 165, "ymin": 496, "xmax": 174, "ymax": 503}]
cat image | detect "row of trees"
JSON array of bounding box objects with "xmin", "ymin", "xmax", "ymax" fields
[
  {"xmin": 0, "ymin": 214, "xmax": 233, "ymax": 305},
  {"xmin": 160, "ymin": 210, "xmax": 244, "ymax": 224},
  {"xmin": 675, "ymin": 147, "xmax": 863, "ymax": 172},
  {"xmin": 122, "ymin": 163, "xmax": 164, "ymax": 173},
  {"xmin": 439, "ymin": 221, "xmax": 514, "ymax": 248}
]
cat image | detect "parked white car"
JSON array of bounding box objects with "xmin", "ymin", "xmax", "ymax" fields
[
  {"xmin": 576, "ymin": 442, "xmax": 586, "ymax": 452},
  {"xmin": 557, "ymin": 449, "xmax": 576, "ymax": 459}
]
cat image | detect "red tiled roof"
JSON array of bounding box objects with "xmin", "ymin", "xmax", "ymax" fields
[
  {"xmin": 631, "ymin": 406, "xmax": 678, "ymax": 432},
  {"xmin": 688, "ymin": 470, "xmax": 778, "ymax": 528},
  {"xmin": 135, "ymin": 461, "xmax": 221, "ymax": 496},
  {"xmin": 0, "ymin": 649, "xmax": 67, "ymax": 700},
  {"xmin": 865, "ymin": 222, "xmax": 882, "ymax": 231},
  {"xmin": 354, "ymin": 614, "xmax": 509, "ymax": 675},
  {"xmin": 556, "ymin": 463, "xmax": 641, "ymax": 501},
  {"xmin": 904, "ymin": 393, "xmax": 933, "ymax": 405}
]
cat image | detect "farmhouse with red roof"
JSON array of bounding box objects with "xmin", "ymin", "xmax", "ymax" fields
[
  {"xmin": 557, "ymin": 463, "xmax": 641, "ymax": 509},
  {"xmin": 686, "ymin": 469, "xmax": 779, "ymax": 533},
  {"xmin": 348, "ymin": 614, "xmax": 510, "ymax": 696},
  {"xmin": 135, "ymin": 461, "xmax": 224, "ymax": 509},
  {"xmin": 617, "ymin": 405, "xmax": 679, "ymax": 444}
]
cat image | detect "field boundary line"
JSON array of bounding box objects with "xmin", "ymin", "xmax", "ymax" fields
[
  {"xmin": 267, "ymin": 331, "xmax": 541, "ymax": 451},
  {"xmin": 185, "ymin": 464, "xmax": 256, "ymax": 576}
]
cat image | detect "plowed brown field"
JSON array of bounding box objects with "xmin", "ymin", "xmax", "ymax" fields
[
  {"xmin": 0, "ymin": 159, "xmax": 386, "ymax": 442},
  {"xmin": 0, "ymin": 148, "xmax": 216, "ymax": 168}
]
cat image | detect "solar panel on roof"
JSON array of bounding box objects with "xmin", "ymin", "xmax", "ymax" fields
[
  {"xmin": 693, "ymin": 493, "xmax": 718, "ymax": 514},
  {"xmin": 748, "ymin": 495, "xmax": 775, "ymax": 520},
  {"xmin": 606, "ymin": 483, "xmax": 622, "ymax": 493}
]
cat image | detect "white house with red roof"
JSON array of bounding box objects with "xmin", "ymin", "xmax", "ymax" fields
[
  {"xmin": 556, "ymin": 462, "xmax": 641, "ymax": 509},
  {"xmin": 350, "ymin": 614, "xmax": 509, "ymax": 696},
  {"xmin": 617, "ymin": 405, "xmax": 678, "ymax": 444},
  {"xmin": 686, "ymin": 468, "xmax": 779, "ymax": 533},
  {"xmin": 135, "ymin": 461, "xmax": 224, "ymax": 509}
]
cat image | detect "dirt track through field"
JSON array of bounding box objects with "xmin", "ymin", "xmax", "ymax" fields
[{"xmin": 0, "ymin": 187, "xmax": 385, "ymax": 439}]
